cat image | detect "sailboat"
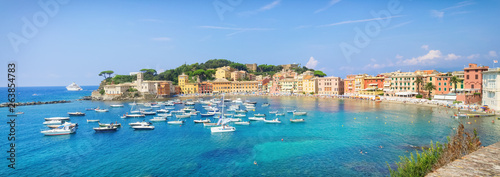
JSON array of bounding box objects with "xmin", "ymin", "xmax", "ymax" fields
[
  {"xmin": 211, "ymin": 95, "xmax": 236, "ymax": 133},
  {"xmin": 130, "ymin": 101, "xmax": 140, "ymax": 114}
]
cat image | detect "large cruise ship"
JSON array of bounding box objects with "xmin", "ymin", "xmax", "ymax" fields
[{"xmin": 66, "ymin": 82, "xmax": 83, "ymax": 91}]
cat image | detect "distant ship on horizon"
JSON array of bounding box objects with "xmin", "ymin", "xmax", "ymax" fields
[{"xmin": 66, "ymin": 82, "xmax": 83, "ymax": 91}]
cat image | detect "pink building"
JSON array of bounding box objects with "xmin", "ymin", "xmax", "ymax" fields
[
  {"xmin": 317, "ymin": 76, "xmax": 344, "ymax": 95},
  {"xmin": 269, "ymin": 74, "xmax": 283, "ymax": 95},
  {"xmin": 457, "ymin": 63, "xmax": 489, "ymax": 104}
]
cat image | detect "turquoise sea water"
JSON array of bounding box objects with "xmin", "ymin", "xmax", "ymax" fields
[{"xmin": 1, "ymin": 87, "xmax": 499, "ymax": 176}]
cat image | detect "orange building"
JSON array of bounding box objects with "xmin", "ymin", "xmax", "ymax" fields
[
  {"xmin": 157, "ymin": 81, "xmax": 172, "ymax": 96},
  {"xmin": 198, "ymin": 82, "xmax": 213, "ymax": 94},
  {"xmin": 343, "ymin": 75, "xmax": 356, "ymax": 95}
]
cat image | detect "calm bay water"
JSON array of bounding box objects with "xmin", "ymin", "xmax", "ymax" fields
[{"xmin": 1, "ymin": 87, "xmax": 499, "ymax": 176}]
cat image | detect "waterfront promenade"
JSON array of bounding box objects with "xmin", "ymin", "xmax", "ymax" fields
[{"xmin": 427, "ymin": 141, "xmax": 500, "ymax": 176}]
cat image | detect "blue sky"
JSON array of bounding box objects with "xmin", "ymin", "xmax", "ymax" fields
[{"xmin": 1, "ymin": 0, "xmax": 499, "ymax": 86}]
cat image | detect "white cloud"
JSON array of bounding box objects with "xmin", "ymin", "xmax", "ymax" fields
[
  {"xmin": 489, "ymin": 51, "xmax": 498, "ymax": 58},
  {"xmin": 398, "ymin": 50, "xmax": 443, "ymax": 65},
  {"xmin": 421, "ymin": 45, "xmax": 429, "ymax": 50},
  {"xmin": 239, "ymin": 0, "xmax": 281, "ymax": 16},
  {"xmin": 370, "ymin": 58, "xmax": 377, "ymax": 62},
  {"xmin": 395, "ymin": 54, "xmax": 403, "ymax": 59},
  {"xmin": 314, "ymin": 0, "xmax": 341, "ymax": 13},
  {"xmin": 445, "ymin": 53, "xmax": 461, "ymax": 60},
  {"xmin": 363, "ymin": 63, "xmax": 386, "ymax": 69},
  {"xmin": 306, "ymin": 56, "xmax": 319, "ymax": 69},
  {"xmin": 319, "ymin": 15, "xmax": 403, "ymax": 27},
  {"xmin": 467, "ymin": 54, "xmax": 480, "ymax": 59},
  {"xmin": 260, "ymin": 0, "xmax": 281, "ymax": 11},
  {"xmin": 430, "ymin": 10, "xmax": 444, "ymax": 18},
  {"xmin": 151, "ymin": 37, "xmax": 171, "ymax": 41}
]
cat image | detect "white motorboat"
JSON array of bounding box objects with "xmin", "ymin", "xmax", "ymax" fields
[
  {"xmin": 150, "ymin": 105, "xmax": 161, "ymax": 108},
  {"xmin": 68, "ymin": 112, "xmax": 85, "ymax": 116},
  {"xmin": 87, "ymin": 119, "xmax": 100, "ymax": 123},
  {"xmin": 93, "ymin": 126, "xmax": 117, "ymax": 132},
  {"xmin": 261, "ymin": 103, "xmax": 270, "ymax": 107},
  {"xmin": 99, "ymin": 123, "xmax": 121, "ymax": 127},
  {"xmin": 43, "ymin": 120, "xmax": 62, "ymax": 125},
  {"xmin": 246, "ymin": 106, "xmax": 256, "ymax": 110},
  {"xmin": 287, "ymin": 110, "xmax": 296, "ymax": 113},
  {"xmin": 129, "ymin": 102, "xmax": 137, "ymax": 106},
  {"xmin": 254, "ymin": 113, "xmax": 266, "ymax": 117},
  {"xmin": 47, "ymin": 122, "xmax": 77, "ymax": 128},
  {"xmin": 229, "ymin": 118, "xmax": 242, "ymax": 122},
  {"xmin": 201, "ymin": 112, "xmax": 215, "ymax": 117},
  {"xmin": 185, "ymin": 101, "xmax": 195, "ymax": 106},
  {"xmin": 141, "ymin": 111, "xmax": 157, "ymax": 115},
  {"xmin": 293, "ymin": 112, "xmax": 307, "ymax": 116},
  {"xmin": 269, "ymin": 111, "xmax": 278, "ymax": 114},
  {"xmin": 157, "ymin": 113, "xmax": 172, "ymax": 117},
  {"xmin": 164, "ymin": 107, "xmax": 175, "ymax": 110},
  {"xmin": 234, "ymin": 121, "xmax": 250, "ymax": 125},
  {"xmin": 248, "ymin": 117, "xmax": 265, "ymax": 121},
  {"xmin": 176, "ymin": 114, "xmax": 191, "ymax": 119},
  {"xmin": 140, "ymin": 108, "xmax": 152, "ymax": 111},
  {"xmin": 44, "ymin": 117, "xmax": 70, "ymax": 121},
  {"xmin": 234, "ymin": 114, "xmax": 246, "ymax": 118},
  {"xmin": 276, "ymin": 113, "xmax": 285, "ymax": 116},
  {"xmin": 233, "ymin": 98, "xmax": 243, "ymax": 103},
  {"xmin": 290, "ymin": 119, "xmax": 305, "ymax": 123},
  {"xmin": 132, "ymin": 125, "xmax": 154, "ymax": 130},
  {"xmin": 211, "ymin": 125, "xmax": 236, "ymax": 133},
  {"xmin": 124, "ymin": 114, "xmax": 145, "ymax": 118},
  {"xmin": 129, "ymin": 121, "xmax": 151, "ymax": 126},
  {"xmin": 156, "ymin": 109, "xmax": 169, "ymax": 113},
  {"xmin": 41, "ymin": 125, "xmax": 76, "ymax": 135},
  {"xmin": 235, "ymin": 109, "xmax": 247, "ymax": 113},
  {"xmin": 110, "ymin": 104, "xmax": 124, "ymax": 108},
  {"xmin": 203, "ymin": 123, "xmax": 218, "ymax": 127},
  {"xmin": 150, "ymin": 117, "xmax": 167, "ymax": 122},
  {"xmin": 194, "ymin": 119, "xmax": 211, "ymax": 123},
  {"xmin": 264, "ymin": 118, "xmax": 281, "ymax": 124},
  {"xmin": 95, "ymin": 108, "xmax": 109, "ymax": 112},
  {"xmin": 66, "ymin": 82, "xmax": 82, "ymax": 91},
  {"xmin": 167, "ymin": 120, "xmax": 184, "ymax": 124}
]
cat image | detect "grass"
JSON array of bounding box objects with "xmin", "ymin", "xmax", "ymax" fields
[{"xmin": 387, "ymin": 123, "xmax": 482, "ymax": 177}]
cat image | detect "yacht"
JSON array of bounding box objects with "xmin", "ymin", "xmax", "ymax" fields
[
  {"xmin": 293, "ymin": 112, "xmax": 307, "ymax": 116},
  {"xmin": 95, "ymin": 108, "xmax": 109, "ymax": 112},
  {"xmin": 234, "ymin": 121, "xmax": 250, "ymax": 125},
  {"xmin": 234, "ymin": 114, "xmax": 246, "ymax": 118},
  {"xmin": 201, "ymin": 112, "xmax": 215, "ymax": 117},
  {"xmin": 211, "ymin": 95, "xmax": 236, "ymax": 133},
  {"xmin": 254, "ymin": 113, "xmax": 266, "ymax": 117},
  {"xmin": 194, "ymin": 119, "xmax": 211, "ymax": 123},
  {"xmin": 43, "ymin": 120, "xmax": 62, "ymax": 125},
  {"xmin": 167, "ymin": 120, "xmax": 184, "ymax": 124},
  {"xmin": 99, "ymin": 123, "xmax": 121, "ymax": 127},
  {"xmin": 66, "ymin": 82, "xmax": 82, "ymax": 91},
  {"xmin": 87, "ymin": 119, "xmax": 100, "ymax": 123},
  {"xmin": 132, "ymin": 125, "xmax": 155, "ymax": 130},
  {"xmin": 110, "ymin": 104, "xmax": 124, "ymax": 108},
  {"xmin": 290, "ymin": 118, "xmax": 305, "ymax": 123},
  {"xmin": 44, "ymin": 117, "xmax": 70, "ymax": 121},
  {"xmin": 276, "ymin": 113, "xmax": 285, "ymax": 116},
  {"xmin": 68, "ymin": 112, "xmax": 85, "ymax": 116},
  {"xmin": 203, "ymin": 122, "xmax": 218, "ymax": 127},
  {"xmin": 176, "ymin": 114, "xmax": 191, "ymax": 119},
  {"xmin": 248, "ymin": 117, "xmax": 265, "ymax": 121},
  {"xmin": 156, "ymin": 109, "xmax": 169, "ymax": 113},
  {"xmin": 124, "ymin": 114, "xmax": 145, "ymax": 118},
  {"xmin": 47, "ymin": 122, "xmax": 77, "ymax": 128},
  {"xmin": 150, "ymin": 117, "xmax": 167, "ymax": 122},
  {"xmin": 41, "ymin": 125, "xmax": 76, "ymax": 136},
  {"xmin": 93, "ymin": 126, "xmax": 118, "ymax": 132},
  {"xmin": 157, "ymin": 113, "xmax": 172, "ymax": 117},
  {"xmin": 261, "ymin": 103, "xmax": 270, "ymax": 107},
  {"xmin": 129, "ymin": 121, "xmax": 151, "ymax": 126},
  {"xmin": 269, "ymin": 111, "xmax": 278, "ymax": 114},
  {"xmin": 264, "ymin": 118, "xmax": 281, "ymax": 124}
]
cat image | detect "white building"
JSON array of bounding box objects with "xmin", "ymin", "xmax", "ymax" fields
[{"xmin": 482, "ymin": 68, "xmax": 500, "ymax": 110}]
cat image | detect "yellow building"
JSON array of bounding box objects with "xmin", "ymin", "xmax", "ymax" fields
[
  {"xmin": 230, "ymin": 81, "xmax": 258, "ymax": 93},
  {"xmin": 215, "ymin": 66, "xmax": 235, "ymax": 80},
  {"xmin": 178, "ymin": 73, "xmax": 188, "ymax": 91},
  {"xmin": 303, "ymin": 76, "xmax": 317, "ymax": 94},
  {"xmin": 212, "ymin": 78, "xmax": 231, "ymax": 93},
  {"xmin": 182, "ymin": 83, "xmax": 198, "ymax": 94}
]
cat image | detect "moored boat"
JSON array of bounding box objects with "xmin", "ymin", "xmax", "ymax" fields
[
  {"xmin": 203, "ymin": 123, "xmax": 218, "ymax": 127},
  {"xmin": 44, "ymin": 117, "xmax": 70, "ymax": 121},
  {"xmin": 41, "ymin": 125, "xmax": 76, "ymax": 136},
  {"xmin": 87, "ymin": 119, "xmax": 100, "ymax": 123},
  {"xmin": 129, "ymin": 121, "xmax": 151, "ymax": 126},
  {"xmin": 194, "ymin": 119, "xmax": 211, "ymax": 123},
  {"xmin": 110, "ymin": 104, "xmax": 124, "ymax": 108},
  {"xmin": 99, "ymin": 123, "xmax": 121, "ymax": 127},
  {"xmin": 68, "ymin": 112, "xmax": 85, "ymax": 116},
  {"xmin": 95, "ymin": 108, "xmax": 109, "ymax": 112},
  {"xmin": 290, "ymin": 118, "xmax": 305, "ymax": 123},
  {"xmin": 176, "ymin": 114, "xmax": 191, "ymax": 119},
  {"xmin": 234, "ymin": 114, "xmax": 246, "ymax": 118},
  {"xmin": 132, "ymin": 125, "xmax": 155, "ymax": 130},
  {"xmin": 150, "ymin": 117, "xmax": 167, "ymax": 122},
  {"xmin": 167, "ymin": 120, "xmax": 184, "ymax": 124},
  {"xmin": 254, "ymin": 113, "xmax": 266, "ymax": 117},
  {"xmin": 248, "ymin": 117, "xmax": 265, "ymax": 121},
  {"xmin": 261, "ymin": 103, "xmax": 270, "ymax": 107},
  {"xmin": 43, "ymin": 120, "xmax": 62, "ymax": 125},
  {"xmin": 293, "ymin": 112, "xmax": 307, "ymax": 116},
  {"xmin": 201, "ymin": 113, "xmax": 215, "ymax": 117},
  {"xmin": 66, "ymin": 82, "xmax": 82, "ymax": 91},
  {"xmin": 264, "ymin": 118, "xmax": 281, "ymax": 124},
  {"xmin": 93, "ymin": 126, "xmax": 118, "ymax": 132},
  {"xmin": 125, "ymin": 114, "xmax": 145, "ymax": 118},
  {"xmin": 234, "ymin": 121, "xmax": 250, "ymax": 125}
]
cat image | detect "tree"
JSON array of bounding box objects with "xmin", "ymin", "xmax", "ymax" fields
[
  {"xmin": 424, "ymin": 82, "xmax": 436, "ymax": 99},
  {"xmin": 414, "ymin": 77, "xmax": 423, "ymax": 95},
  {"xmin": 99, "ymin": 89, "xmax": 105, "ymax": 95},
  {"xmin": 449, "ymin": 76, "xmax": 460, "ymax": 94},
  {"xmin": 193, "ymin": 69, "xmax": 206, "ymax": 81},
  {"xmin": 99, "ymin": 70, "xmax": 114, "ymax": 80},
  {"xmin": 314, "ymin": 70, "xmax": 327, "ymax": 77},
  {"xmin": 230, "ymin": 63, "xmax": 247, "ymax": 71},
  {"xmin": 140, "ymin": 69, "xmax": 157, "ymax": 80}
]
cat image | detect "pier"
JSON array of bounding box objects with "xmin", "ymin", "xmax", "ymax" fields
[{"xmin": 426, "ymin": 141, "xmax": 500, "ymax": 176}]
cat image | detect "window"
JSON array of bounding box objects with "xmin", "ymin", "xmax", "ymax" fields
[
  {"xmin": 471, "ymin": 85, "xmax": 474, "ymax": 89},
  {"xmin": 444, "ymin": 88, "xmax": 447, "ymax": 91},
  {"xmin": 439, "ymin": 88, "xmax": 441, "ymax": 91},
  {"xmin": 475, "ymin": 75, "xmax": 478, "ymax": 79},
  {"xmin": 467, "ymin": 75, "xmax": 469, "ymax": 79},
  {"xmin": 444, "ymin": 83, "xmax": 446, "ymax": 86}
]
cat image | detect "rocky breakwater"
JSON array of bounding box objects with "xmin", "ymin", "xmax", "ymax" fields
[{"xmin": 0, "ymin": 100, "xmax": 71, "ymax": 107}]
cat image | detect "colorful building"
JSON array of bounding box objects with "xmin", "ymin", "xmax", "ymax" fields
[
  {"xmin": 343, "ymin": 75, "xmax": 356, "ymax": 95},
  {"xmin": 317, "ymin": 76, "xmax": 344, "ymax": 95},
  {"xmin": 482, "ymin": 68, "xmax": 500, "ymax": 110},
  {"xmin": 358, "ymin": 76, "xmax": 384, "ymax": 95},
  {"xmin": 215, "ymin": 66, "xmax": 235, "ymax": 80},
  {"xmin": 198, "ymin": 82, "xmax": 212, "ymax": 94},
  {"xmin": 303, "ymin": 76, "xmax": 317, "ymax": 94},
  {"xmin": 456, "ymin": 63, "xmax": 489, "ymax": 104},
  {"xmin": 269, "ymin": 73, "xmax": 283, "ymax": 95},
  {"xmin": 212, "ymin": 78, "xmax": 231, "ymax": 93},
  {"xmin": 230, "ymin": 81, "xmax": 259, "ymax": 93}
]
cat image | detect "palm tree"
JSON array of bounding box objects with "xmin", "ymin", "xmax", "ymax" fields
[
  {"xmin": 414, "ymin": 77, "xmax": 423, "ymax": 95},
  {"xmin": 424, "ymin": 82, "xmax": 436, "ymax": 99},
  {"xmin": 449, "ymin": 76, "xmax": 460, "ymax": 94}
]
